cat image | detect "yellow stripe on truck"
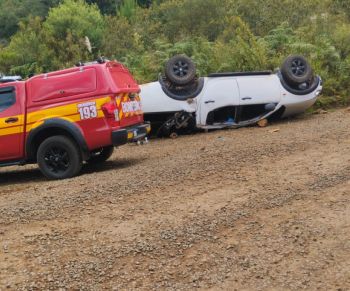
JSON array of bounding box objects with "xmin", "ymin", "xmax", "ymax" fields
[
  {"xmin": 26, "ymin": 96, "xmax": 111, "ymax": 132},
  {"xmin": 0, "ymin": 115, "xmax": 25, "ymax": 136},
  {"xmin": 0, "ymin": 96, "xmax": 112, "ymax": 137},
  {"xmin": 116, "ymin": 97, "xmax": 122, "ymax": 107}
]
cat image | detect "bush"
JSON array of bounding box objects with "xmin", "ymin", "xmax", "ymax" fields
[
  {"xmin": 0, "ymin": 0, "xmax": 105, "ymax": 75},
  {"xmin": 0, "ymin": 17, "xmax": 46, "ymax": 76},
  {"xmin": 0, "ymin": 0, "xmax": 349, "ymax": 107}
]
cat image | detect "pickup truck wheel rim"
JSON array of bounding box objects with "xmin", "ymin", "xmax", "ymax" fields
[
  {"xmin": 44, "ymin": 147, "xmax": 70, "ymax": 173},
  {"xmin": 173, "ymin": 61, "xmax": 189, "ymax": 77},
  {"xmin": 291, "ymin": 59, "xmax": 306, "ymax": 76}
]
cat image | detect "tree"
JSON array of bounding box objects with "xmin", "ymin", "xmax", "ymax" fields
[
  {"xmin": 0, "ymin": 0, "xmax": 105, "ymax": 75},
  {"xmin": 86, "ymin": 0, "xmax": 122, "ymax": 14},
  {"xmin": 0, "ymin": 0, "xmax": 349, "ymax": 106},
  {"xmin": 0, "ymin": 0, "xmax": 59, "ymax": 42},
  {"xmin": 330, "ymin": 0, "xmax": 350, "ymax": 19},
  {"xmin": 118, "ymin": 0, "xmax": 138, "ymax": 19},
  {"xmin": 102, "ymin": 16, "xmax": 143, "ymax": 59},
  {"xmin": 0, "ymin": 17, "xmax": 46, "ymax": 76},
  {"xmin": 43, "ymin": 0, "xmax": 105, "ymax": 68},
  {"xmin": 231, "ymin": 0, "xmax": 325, "ymax": 36},
  {"xmin": 213, "ymin": 17, "xmax": 267, "ymax": 72},
  {"xmin": 145, "ymin": 0, "xmax": 231, "ymax": 42}
]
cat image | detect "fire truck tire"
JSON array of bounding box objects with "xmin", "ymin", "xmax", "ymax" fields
[
  {"xmin": 37, "ymin": 135, "xmax": 82, "ymax": 180},
  {"xmin": 87, "ymin": 146, "xmax": 114, "ymax": 164}
]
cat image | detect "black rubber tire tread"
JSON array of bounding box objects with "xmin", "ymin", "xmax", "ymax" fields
[
  {"xmin": 159, "ymin": 75, "xmax": 205, "ymax": 101},
  {"xmin": 87, "ymin": 146, "xmax": 114, "ymax": 164},
  {"xmin": 37, "ymin": 135, "xmax": 82, "ymax": 180},
  {"xmin": 165, "ymin": 55, "xmax": 196, "ymax": 86},
  {"xmin": 279, "ymin": 73, "xmax": 321, "ymax": 96},
  {"xmin": 281, "ymin": 55, "xmax": 313, "ymax": 87}
]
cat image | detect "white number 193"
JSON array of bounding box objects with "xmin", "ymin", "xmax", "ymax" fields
[{"xmin": 78, "ymin": 102, "xmax": 98, "ymax": 120}]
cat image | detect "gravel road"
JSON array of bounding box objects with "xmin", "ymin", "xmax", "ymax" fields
[{"xmin": 0, "ymin": 109, "xmax": 349, "ymax": 290}]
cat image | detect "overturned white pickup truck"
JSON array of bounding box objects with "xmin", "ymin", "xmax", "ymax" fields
[{"xmin": 140, "ymin": 55, "xmax": 322, "ymax": 137}]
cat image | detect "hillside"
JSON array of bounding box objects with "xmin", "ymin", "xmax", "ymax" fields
[{"xmin": 0, "ymin": 0, "xmax": 349, "ymax": 105}]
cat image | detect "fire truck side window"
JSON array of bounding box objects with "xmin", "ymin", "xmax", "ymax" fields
[{"xmin": 0, "ymin": 87, "xmax": 16, "ymax": 113}]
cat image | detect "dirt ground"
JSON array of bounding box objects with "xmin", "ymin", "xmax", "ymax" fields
[{"xmin": 0, "ymin": 109, "xmax": 349, "ymax": 290}]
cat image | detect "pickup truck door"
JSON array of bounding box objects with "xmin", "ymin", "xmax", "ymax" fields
[
  {"xmin": 237, "ymin": 75, "xmax": 281, "ymax": 105},
  {"xmin": 0, "ymin": 84, "xmax": 26, "ymax": 161},
  {"xmin": 236, "ymin": 75, "xmax": 281, "ymax": 123},
  {"xmin": 198, "ymin": 77, "xmax": 240, "ymax": 126}
]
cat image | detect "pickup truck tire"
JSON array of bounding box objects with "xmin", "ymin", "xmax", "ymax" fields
[
  {"xmin": 87, "ymin": 146, "xmax": 114, "ymax": 164},
  {"xmin": 281, "ymin": 55, "xmax": 313, "ymax": 88},
  {"xmin": 165, "ymin": 55, "xmax": 196, "ymax": 86},
  {"xmin": 37, "ymin": 135, "xmax": 82, "ymax": 180}
]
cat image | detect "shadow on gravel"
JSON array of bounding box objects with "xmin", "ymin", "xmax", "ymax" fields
[
  {"xmin": 81, "ymin": 157, "xmax": 144, "ymax": 175},
  {"xmin": 0, "ymin": 157, "xmax": 144, "ymax": 186},
  {"xmin": 0, "ymin": 168, "xmax": 44, "ymax": 186}
]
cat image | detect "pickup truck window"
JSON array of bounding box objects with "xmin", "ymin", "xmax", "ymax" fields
[{"xmin": 0, "ymin": 86, "xmax": 15, "ymax": 113}]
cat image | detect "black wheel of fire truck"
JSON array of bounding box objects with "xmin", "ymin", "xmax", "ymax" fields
[
  {"xmin": 37, "ymin": 135, "xmax": 82, "ymax": 179},
  {"xmin": 87, "ymin": 146, "xmax": 114, "ymax": 164}
]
